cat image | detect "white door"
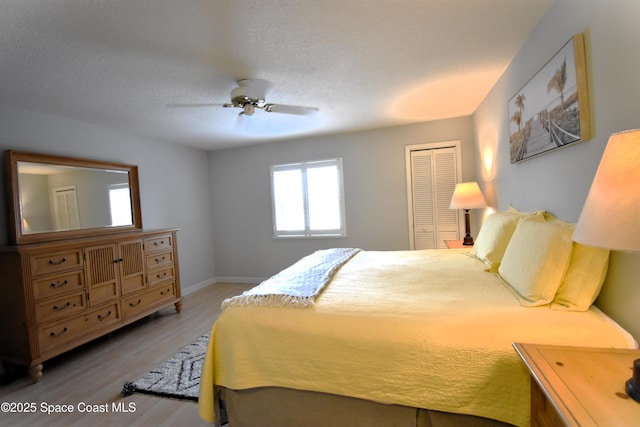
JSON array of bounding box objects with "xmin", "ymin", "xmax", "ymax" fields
[
  {"xmin": 406, "ymin": 142, "xmax": 462, "ymax": 249},
  {"xmin": 53, "ymin": 186, "xmax": 80, "ymax": 230}
]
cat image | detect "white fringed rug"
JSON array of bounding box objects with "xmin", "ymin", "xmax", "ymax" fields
[{"xmin": 122, "ymin": 334, "xmax": 209, "ymax": 401}]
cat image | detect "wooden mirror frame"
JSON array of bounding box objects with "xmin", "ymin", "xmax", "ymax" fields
[{"xmin": 5, "ymin": 150, "xmax": 142, "ymax": 245}]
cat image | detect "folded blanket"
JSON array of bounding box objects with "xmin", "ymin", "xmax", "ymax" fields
[{"xmin": 221, "ymin": 248, "xmax": 361, "ymax": 308}]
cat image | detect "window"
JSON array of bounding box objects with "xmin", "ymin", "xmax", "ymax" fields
[
  {"xmin": 109, "ymin": 184, "xmax": 133, "ymax": 226},
  {"xmin": 271, "ymin": 158, "xmax": 346, "ymax": 237}
]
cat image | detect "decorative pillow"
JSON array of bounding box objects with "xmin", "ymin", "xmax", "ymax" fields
[
  {"xmin": 471, "ymin": 212, "xmax": 520, "ymax": 272},
  {"xmin": 507, "ymin": 204, "xmax": 546, "ymax": 217},
  {"xmin": 552, "ymin": 243, "xmax": 610, "ymax": 311},
  {"xmin": 498, "ymin": 216, "xmax": 574, "ymax": 306}
]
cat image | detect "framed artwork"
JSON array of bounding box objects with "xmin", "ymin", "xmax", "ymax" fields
[{"xmin": 508, "ymin": 33, "xmax": 591, "ymax": 163}]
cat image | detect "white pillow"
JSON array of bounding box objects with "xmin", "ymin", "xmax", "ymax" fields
[{"xmin": 498, "ymin": 216, "xmax": 574, "ymax": 306}]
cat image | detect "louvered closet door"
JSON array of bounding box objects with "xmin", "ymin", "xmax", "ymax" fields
[
  {"xmin": 410, "ymin": 146, "xmax": 460, "ymax": 249},
  {"xmin": 411, "ymin": 151, "xmax": 436, "ymax": 249}
]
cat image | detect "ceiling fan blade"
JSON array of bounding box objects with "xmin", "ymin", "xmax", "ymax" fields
[
  {"xmin": 166, "ymin": 103, "xmax": 227, "ymax": 108},
  {"xmin": 264, "ymin": 104, "xmax": 319, "ymax": 115}
]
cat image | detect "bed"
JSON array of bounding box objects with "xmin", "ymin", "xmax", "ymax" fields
[{"xmin": 198, "ymin": 211, "xmax": 637, "ymax": 427}]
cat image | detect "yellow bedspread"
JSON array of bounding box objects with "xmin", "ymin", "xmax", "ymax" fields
[{"xmin": 199, "ymin": 250, "xmax": 636, "ymax": 426}]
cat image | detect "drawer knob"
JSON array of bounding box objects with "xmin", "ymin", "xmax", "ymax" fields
[
  {"xmin": 157, "ymin": 272, "xmax": 168, "ymax": 279},
  {"xmin": 49, "ymin": 257, "xmax": 67, "ymax": 265},
  {"xmin": 50, "ymin": 279, "xmax": 69, "ymax": 288},
  {"xmin": 160, "ymin": 288, "xmax": 171, "ymax": 296},
  {"xmin": 50, "ymin": 327, "xmax": 68, "ymax": 337},
  {"xmin": 129, "ymin": 299, "xmax": 142, "ymax": 307}
]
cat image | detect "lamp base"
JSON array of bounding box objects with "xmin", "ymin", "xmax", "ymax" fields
[
  {"xmin": 462, "ymin": 209, "xmax": 474, "ymax": 245},
  {"xmin": 626, "ymin": 358, "xmax": 640, "ymax": 403}
]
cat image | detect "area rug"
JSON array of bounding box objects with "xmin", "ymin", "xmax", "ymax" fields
[{"xmin": 122, "ymin": 333, "xmax": 209, "ymax": 401}]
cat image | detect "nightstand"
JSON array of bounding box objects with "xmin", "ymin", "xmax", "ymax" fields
[
  {"xmin": 513, "ymin": 342, "xmax": 640, "ymax": 426},
  {"xmin": 444, "ymin": 239, "xmax": 471, "ymax": 249}
]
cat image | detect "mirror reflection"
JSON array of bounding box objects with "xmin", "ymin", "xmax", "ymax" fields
[{"xmin": 18, "ymin": 161, "xmax": 133, "ymax": 235}]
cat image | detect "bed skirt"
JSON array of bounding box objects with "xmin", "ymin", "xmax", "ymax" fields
[{"xmin": 218, "ymin": 386, "xmax": 516, "ymax": 427}]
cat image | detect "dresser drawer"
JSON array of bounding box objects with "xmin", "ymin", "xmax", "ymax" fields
[
  {"xmin": 146, "ymin": 250, "xmax": 174, "ymax": 269},
  {"xmin": 38, "ymin": 303, "xmax": 120, "ymax": 353},
  {"xmin": 35, "ymin": 291, "xmax": 87, "ymax": 323},
  {"xmin": 122, "ymin": 283, "xmax": 176, "ymax": 319},
  {"xmin": 148, "ymin": 265, "xmax": 176, "ymax": 287},
  {"xmin": 31, "ymin": 249, "xmax": 83, "ymax": 276},
  {"xmin": 33, "ymin": 270, "xmax": 85, "ymax": 300},
  {"xmin": 144, "ymin": 234, "xmax": 173, "ymax": 252}
]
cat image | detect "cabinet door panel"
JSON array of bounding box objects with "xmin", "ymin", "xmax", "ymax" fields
[
  {"xmin": 85, "ymin": 244, "xmax": 120, "ymax": 306},
  {"xmin": 119, "ymin": 239, "xmax": 146, "ymax": 295}
]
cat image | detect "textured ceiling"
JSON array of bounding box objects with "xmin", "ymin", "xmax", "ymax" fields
[{"xmin": 0, "ymin": 0, "xmax": 552, "ymax": 150}]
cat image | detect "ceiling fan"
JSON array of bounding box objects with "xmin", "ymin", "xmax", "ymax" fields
[{"xmin": 172, "ymin": 79, "xmax": 319, "ymax": 117}]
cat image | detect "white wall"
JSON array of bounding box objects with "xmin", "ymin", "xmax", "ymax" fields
[
  {"xmin": 209, "ymin": 117, "xmax": 477, "ymax": 280},
  {"xmin": 0, "ymin": 105, "xmax": 216, "ymax": 292},
  {"xmin": 472, "ymin": 0, "xmax": 640, "ymax": 340}
]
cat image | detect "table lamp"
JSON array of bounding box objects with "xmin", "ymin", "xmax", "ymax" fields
[
  {"xmin": 572, "ymin": 129, "xmax": 640, "ymax": 402},
  {"xmin": 449, "ymin": 181, "xmax": 487, "ymax": 245}
]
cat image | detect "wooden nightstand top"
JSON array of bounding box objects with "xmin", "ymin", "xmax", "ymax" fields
[
  {"xmin": 444, "ymin": 239, "xmax": 472, "ymax": 249},
  {"xmin": 514, "ymin": 342, "xmax": 640, "ymax": 426}
]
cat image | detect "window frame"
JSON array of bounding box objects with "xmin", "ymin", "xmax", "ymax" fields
[{"xmin": 270, "ymin": 158, "xmax": 347, "ymax": 238}]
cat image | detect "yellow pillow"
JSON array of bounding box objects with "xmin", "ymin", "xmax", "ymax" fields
[
  {"xmin": 498, "ymin": 216, "xmax": 574, "ymax": 306},
  {"xmin": 471, "ymin": 212, "xmax": 520, "ymax": 272},
  {"xmin": 507, "ymin": 205, "xmax": 546, "ymax": 217},
  {"xmin": 551, "ymin": 243, "xmax": 610, "ymax": 311}
]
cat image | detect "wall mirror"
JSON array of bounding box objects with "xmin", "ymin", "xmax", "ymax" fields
[{"xmin": 5, "ymin": 150, "xmax": 142, "ymax": 245}]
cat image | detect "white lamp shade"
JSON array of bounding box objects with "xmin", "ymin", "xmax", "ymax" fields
[
  {"xmin": 573, "ymin": 129, "xmax": 640, "ymax": 252},
  {"xmin": 449, "ymin": 182, "xmax": 487, "ymax": 210}
]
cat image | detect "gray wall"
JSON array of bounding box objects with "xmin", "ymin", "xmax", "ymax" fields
[
  {"xmin": 209, "ymin": 117, "xmax": 477, "ymax": 281},
  {"xmin": 472, "ymin": 0, "xmax": 640, "ymax": 340},
  {"xmin": 0, "ymin": 105, "xmax": 216, "ymax": 292}
]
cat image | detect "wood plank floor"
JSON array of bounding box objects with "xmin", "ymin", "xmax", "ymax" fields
[{"xmin": 0, "ymin": 282, "xmax": 253, "ymax": 427}]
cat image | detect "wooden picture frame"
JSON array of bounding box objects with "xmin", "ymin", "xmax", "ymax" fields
[{"xmin": 508, "ymin": 33, "xmax": 591, "ymax": 163}]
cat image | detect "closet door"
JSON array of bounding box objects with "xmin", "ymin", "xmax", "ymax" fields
[{"xmin": 409, "ymin": 146, "xmax": 460, "ymax": 249}]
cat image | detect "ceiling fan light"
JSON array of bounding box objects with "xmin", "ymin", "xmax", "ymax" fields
[{"xmin": 243, "ymin": 104, "xmax": 256, "ymax": 116}]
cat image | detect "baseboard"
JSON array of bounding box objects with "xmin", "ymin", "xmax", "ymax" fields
[
  {"xmin": 181, "ymin": 277, "xmax": 216, "ymax": 296},
  {"xmin": 181, "ymin": 277, "xmax": 262, "ymax": 296},
  {"xmin": 214, "ymin": 276, "xmax": 264, "ymax": 285}
]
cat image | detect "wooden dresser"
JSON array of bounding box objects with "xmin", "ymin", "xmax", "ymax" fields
[{"xmin": 0, "ymin": 228, "xmax": 182, "ymax": 382}]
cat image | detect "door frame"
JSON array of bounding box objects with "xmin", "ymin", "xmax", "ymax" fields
[{"xmin": 405, "ymin": 140, "xmax": 463, "ymax": 249}]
